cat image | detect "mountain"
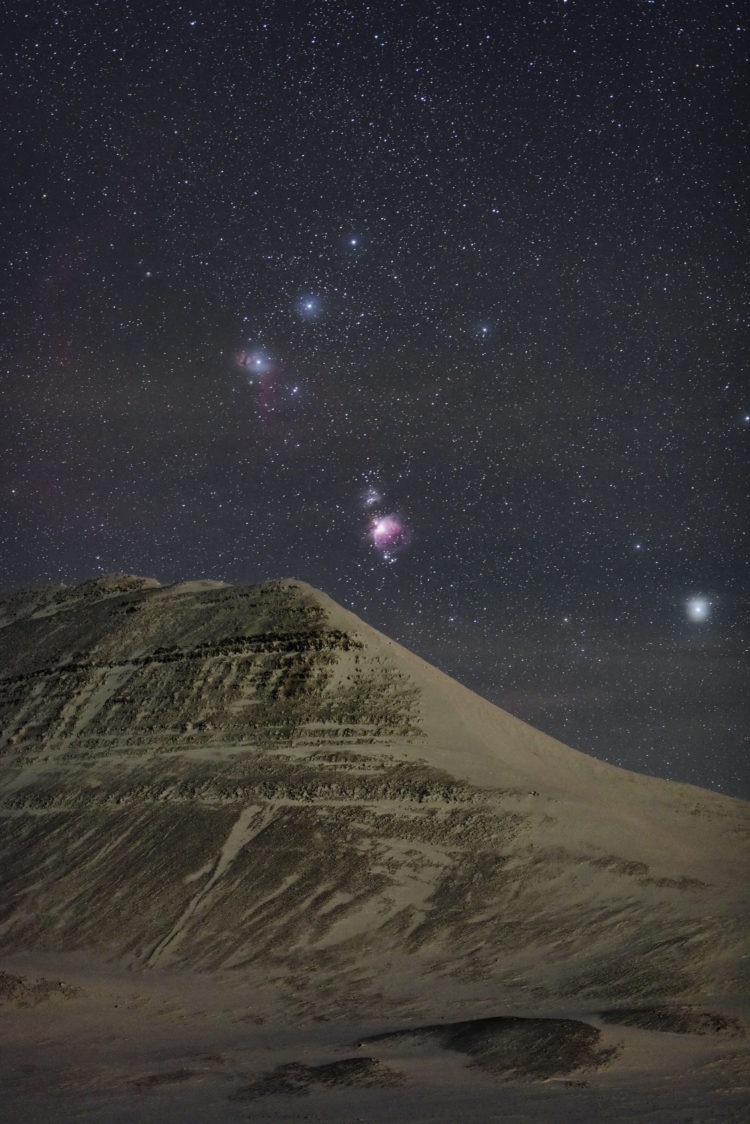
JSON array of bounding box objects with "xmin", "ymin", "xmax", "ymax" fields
[{"xmin": 1, "ymin": 575, "xmax": 747, "ymax": 1121}]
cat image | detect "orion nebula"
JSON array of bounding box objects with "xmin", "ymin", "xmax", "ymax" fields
[{"xmin": 369, "ymin": 513, "xmax": 409, "ymax": 555}]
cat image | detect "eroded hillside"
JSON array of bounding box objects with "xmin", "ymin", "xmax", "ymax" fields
[{"xmin": 0, "ymin": 575, "xmax": 747, "ymax": 1019}]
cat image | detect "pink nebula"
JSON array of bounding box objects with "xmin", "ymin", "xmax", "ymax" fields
[{"xmin": 370, "ymin": 514, "xmax": 406, "ymax": 549}]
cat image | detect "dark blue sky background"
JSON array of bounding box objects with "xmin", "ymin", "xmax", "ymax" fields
[{"xmin": 2, "ymin": 1, "xmax": 747, "ymax": 795}]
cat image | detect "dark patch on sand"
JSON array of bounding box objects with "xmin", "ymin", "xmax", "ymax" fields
[
  {"xmin": 600, "ymin": 1006, "xmax": 746, "ymax": 1037},
  {"xmin": 230, "ymin": 1056, "xmax": 403, "ymax": 1100},
  {"xmin": 0, "ymin": 969, "xmax": 81, "ymax": 1007},
  {"xmin": 132, "ymin": 1068, "xmax": 196, "ymax": 1088},
  {"xmin": 361, "ymin": 1015, "xmax": 619, "ymax": 1079}
]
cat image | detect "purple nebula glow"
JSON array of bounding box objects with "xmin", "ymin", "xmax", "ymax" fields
[
  {"xmin": 362, "ymin": 485, "xmax": 383, "ymax": 508},
  {"xmin": 369, "ymin": 513, "xmax": 407, "ymax": 550}
]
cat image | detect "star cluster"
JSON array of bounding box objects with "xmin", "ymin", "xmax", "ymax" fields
[{"xmin": 1, "ymin": 1, "xmax": 747, "ymax": 796}]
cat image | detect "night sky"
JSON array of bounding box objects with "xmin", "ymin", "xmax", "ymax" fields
[{"xmin": 2, "ymin": 1, "xmax": 747, "ymax": 797}]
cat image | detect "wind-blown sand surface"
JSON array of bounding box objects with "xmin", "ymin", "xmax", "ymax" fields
[{"xmin": 1, "ymin": 576, "xmax": 747, "ymax": 1120}]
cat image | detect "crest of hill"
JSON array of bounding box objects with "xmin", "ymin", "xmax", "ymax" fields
[
  {"xmin": 287, "ymin": 581, "xmax": 748, "ymax": 880},
  {"xmin": 0, "ymin": 575, "xmax": 744, "ymax": 869},
  {"xmin": 0, "ymin": 574, "xmax": 742, "ymax": 813}
]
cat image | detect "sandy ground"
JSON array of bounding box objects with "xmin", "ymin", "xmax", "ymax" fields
[{"xmin": 2, "ymin": 956, "xmax": 748, "ymax": 1123}]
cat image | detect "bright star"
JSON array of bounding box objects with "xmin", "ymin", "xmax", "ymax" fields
[
  {"xmin": 297, "ymin": 294, "xmax": 322, "ymax": 319},
  {"xmin": 237, "ymin": 347, "xmax": 273, "ymax": 377},
  {"xmin": 686, "ymin": 597, "xmax": 711, "ymax": 622}
]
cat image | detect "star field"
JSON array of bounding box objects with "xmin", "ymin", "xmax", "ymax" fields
[{"xmin": 1, "ymin": 1, "xmax": 747, "ymax": 796}]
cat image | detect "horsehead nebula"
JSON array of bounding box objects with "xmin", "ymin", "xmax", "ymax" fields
[{"xmin": 236, "ymin": 346, "xmax": 279, "ymax": 416}]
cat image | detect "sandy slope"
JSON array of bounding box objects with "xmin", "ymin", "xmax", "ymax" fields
[{"xmin": 0, "ymin": 575, "xmax": 748, "ymax": 1120}]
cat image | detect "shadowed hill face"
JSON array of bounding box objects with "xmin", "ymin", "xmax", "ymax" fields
[{"xmin": 0, "ymin": 576, "xmax": 747, "ymax": 1017}]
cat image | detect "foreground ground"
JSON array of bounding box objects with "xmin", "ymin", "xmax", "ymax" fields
[{"xmin": 2, "ymin": 955, "xmax": 748, "ymax": 1123}]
